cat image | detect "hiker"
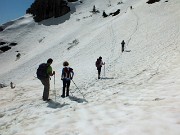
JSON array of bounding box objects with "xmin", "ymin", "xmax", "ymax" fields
[
  {"xmin": 61, "ymin": 61, "xmax": 74, "ymax": 98},
  {"xmin": 95, "ymin": 56, "xmax": 105, "ymax": 79},
  {"xmin": 37, "ymin": 58, "xmax": 55, "ymax": 101},
  {"xmin": 10, "ymin": 82, "xmax": 15, "ymax": 89},
  {"xmin": 121, "ymin": 40, "xmax": 125, "ymax": 52}
]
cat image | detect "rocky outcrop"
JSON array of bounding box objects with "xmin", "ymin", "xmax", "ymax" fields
[
  {"xmin": 26, "ymin": 0, "xmax": 70, "ymax": 22},
  {"xmin": 147, "ymin": 0, "xmax": 160, "ymax": 4},
  {"xmin": 0, "ymin": 26, "xmax": 3, "ymax": 32}
]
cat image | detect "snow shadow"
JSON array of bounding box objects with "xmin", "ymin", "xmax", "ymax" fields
[
  {"xmin": 125, "ymin": 50, "xmax": 131, "ymax": 52},
  {"xmin": 69, "ymin": 96, "xmax": 88, "ymax": 103},
  {"xmin": 101, "ymin": 77, "xmax": 115, "ymax": 80},
  {"xmin": 39, "ymin": 13, "xmax": 71, "ymax": 26},
  {"xmin": 47, "ymin": 100, "xmax": 69, "ymax": 109}
]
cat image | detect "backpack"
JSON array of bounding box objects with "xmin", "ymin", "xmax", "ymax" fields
[
  {"xmin": 36, "ymin": 63, "xmax": 48, "ymax": 79},
  {"xmin": 95, "ymin": 59, "xmax": 101, "ymax": 67},
  {"xmin": 62, "ymin": 67, "xmax": 73, "ymax": 79}
]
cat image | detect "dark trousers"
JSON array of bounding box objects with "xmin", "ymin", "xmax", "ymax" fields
[
  {"xmin": 97, "ymin": 67, "xmax": 102, "ymax": 79},
  {"xmin": 122, "ymin": 45, "xmax": 124, "ymax": 52},
  {"xmin": 62, "ymin": 79, "xmax": 71, "ymax": 97},
  {"xmin": 40, "ymin": 78, "xmax": 50, "ymax": 100}
]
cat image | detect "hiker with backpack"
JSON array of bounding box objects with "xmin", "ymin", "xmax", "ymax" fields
[
  {"xmin": 61, "ymin": 61, "xmax": 74, "ymax": 98},
  {"xmin": 37, "ymin": 58, "xmax": 55, "ymax": 101},
  {"xmin": 121, "ymin": 40, "xmax": 125, "ymax": 53},
  {"xmin": 95, "ymin": 56, "xmax": 105, "ymax": 79}
]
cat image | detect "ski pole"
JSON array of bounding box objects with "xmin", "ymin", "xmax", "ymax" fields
[
  {"xmin": 72, "ymin": 80, "xmax": 85, "ymax": 99},
  {"xmin": 104, "ymin": 63, "xmax": 105, "ymax": 77},
  {"xmin": 54, "ymin": 74, "xmax": 56, "ymax": 102}
]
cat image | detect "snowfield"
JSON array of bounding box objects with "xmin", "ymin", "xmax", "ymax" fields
[{"xmin": 0, "ymin": 0, "xmax": 180, "ymax": 135}]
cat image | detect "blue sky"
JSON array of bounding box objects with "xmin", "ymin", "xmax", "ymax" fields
[{"xmin": 0, "ymin": 0, "xmax": 34, "ymax": 25}]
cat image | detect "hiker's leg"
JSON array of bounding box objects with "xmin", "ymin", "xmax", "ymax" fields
[
  {"xmin": 41, "ymin": 78, "xmax": 50, "ymax": 100},
  {"xmin": 98, "ymin": 67, "xmax": 101, "ymax": 79},
  {"xmin": 66, "ymin": 80, "xmax": 71, "ymax": 97},
  {"xmin": 62, "ymin": 79, "xmax": 66, "ymax": 97}
]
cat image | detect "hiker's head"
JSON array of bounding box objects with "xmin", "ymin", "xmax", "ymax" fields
[
  {"xmin": 99, "ymin": 56, "xmax": 102, "ymax": 60},
  {"xmin": 47, "ymin": 58, "xmax": 53, "ymax": 65},
  {"xmin": 63, "ymin": 61, "xmax": 69, "ymax": 67}
]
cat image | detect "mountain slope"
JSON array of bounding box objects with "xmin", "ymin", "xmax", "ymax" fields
[{"xmin": 0, "ymin": 0, "xmax": 180, "ymax": 135}]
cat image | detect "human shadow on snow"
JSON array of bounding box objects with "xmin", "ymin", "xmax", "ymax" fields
[
  {"xmin": 100, "ymin": 77, "xmax": 115, "ymax": 80},
  {"xmin": 47, "ymin": 99, "xmax": 69, "ymax": 109},
  {"xmin": 69, "ymin": 96, "xmax": 88, "ymax": 103}
]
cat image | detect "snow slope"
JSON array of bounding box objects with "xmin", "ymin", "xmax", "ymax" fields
[{"xmin": 0, "ymin": 0, "xmax": 180, "ymax": 135}]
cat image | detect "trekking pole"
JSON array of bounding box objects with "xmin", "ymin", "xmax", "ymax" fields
[
  {"xmin": 72, "ymin": 80, "xmax": 85, "ymax": 99},
  {"xmin": 54, "ymin": 74, "xmax": 56, "ymax": 102},
  {"xmin": 104, "ymin": 63, "xmax": 105, "ymax": 77}
]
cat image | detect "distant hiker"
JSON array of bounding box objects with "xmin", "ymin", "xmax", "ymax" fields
[
  {"xmin": 130, "ymin": 6, "xmax": 133, "ymax": 10},
  {"xmin": 102, "ymin": 11, "xmax": 108, "ymax": 18},
  {"xmin": 93, "ymin": 5, "xmax": 96, "ymax": 13},
  {"xmin": 121, "ymin": 40, "xmax": 125, "ymax": 52},
  {"xmin": 37, "ymin": 58, "xmax": 55, "ymax": 101},
  {"xmin": 10, "ymin": 82, "xmax": 15, "ymax": 89},
  {"xmin": 95, "ymin": 56, "xmax": 105, "ymax": 79},
  {"xmin": 61, "ymin": 61, "xmax": 74, "ymax": 98}
]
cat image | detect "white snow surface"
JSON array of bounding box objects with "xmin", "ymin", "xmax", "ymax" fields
[{"xmin": 0, "ymin": 0, "xmax": 180, "ymax": 134}]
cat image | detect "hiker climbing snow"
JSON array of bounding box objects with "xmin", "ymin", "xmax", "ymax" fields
[
  {"xmin": 95, "ymin": 56, "xmax": 105, "ymax": 79},
  {"xmin": 61, "ymin": 61, "xmax": 74, "ymax": 98},
  {"xmin": 37, "ymin": 58, "xmax": 55, "ymax": 101},
  {"xmin": 121, "ymin": 40, "xmax": 125, "ymax": 53}
]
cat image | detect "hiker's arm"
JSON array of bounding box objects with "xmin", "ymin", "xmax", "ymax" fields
[
  {"xmin": 49, "ymin": 71, "xmax": 55, "ymax": 76},
  {"xmin": 70, "ymin": 71, "xmax": 74, "ymax": 80},
  {"xmin": 61, "ymin": 69, "xmax": 64, "ymax": 80},
  {"xmin": 47, "ymin": 66, "xmax": 55, "ymax": 76}
]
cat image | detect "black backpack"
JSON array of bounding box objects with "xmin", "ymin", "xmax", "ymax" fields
[
  {"xmin": 95, "ymin": 59, "xmax": 101, "ymax": 67},
  {"xmin": 36, "ymin": 63, "xmax": 48, "ymax": 79},
  {"xmin": 62, "ymin": 67, "xmax": 73, "ymax": 79}
]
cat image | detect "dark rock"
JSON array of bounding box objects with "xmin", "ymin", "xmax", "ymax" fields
[
  {"xmin": 0, "ymin": 42, "xmax": 7, "ymax": 46},
  {"xmin": 0, "ymin": 26, "xmax": 3, "ymax": 32},
  {"xmin": 109, "ymin": 9, "xmax": 120, "ymax": 16},
  {"xmin": 0, "ymin": 83, "xmax": 7, "ymax": 88},
  {"xmin": 0, "ymin": 46, "xmax": 11, "ymax": 52},
  {"xmin": 102, "ymin": 11, "xmax": 108, "ymax": 18},
  {"xmin": 9, "ymin": 42, "xmax": 18, "ymax": 46},
  {"xmin": 147, "ymin": 0, "xmax": 160, "ymax": 4},
  {"xmin": 26, "ymin": 0, "xmax": 70, "ymax": 22}
]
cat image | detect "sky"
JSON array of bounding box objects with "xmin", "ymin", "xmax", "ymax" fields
[
  {"xmin": 0, "ymin": 0, "xmax": 34, "ymax": 25},
  {"xmin": 0, "ymin": 0, "xmax": 180, "ymax": 134}
]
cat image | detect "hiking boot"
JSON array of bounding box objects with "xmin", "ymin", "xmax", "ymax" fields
[
  {"xmin": 43, "ymin": 98, "xmax": 51, "ymax": 101},
  {"xmin": 66, "ymin": 95, "xmax": 69, "ymax": 97},
  {"xmin": 61, "ymin": 95, "xmax": 65, "ymax": 98}
]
